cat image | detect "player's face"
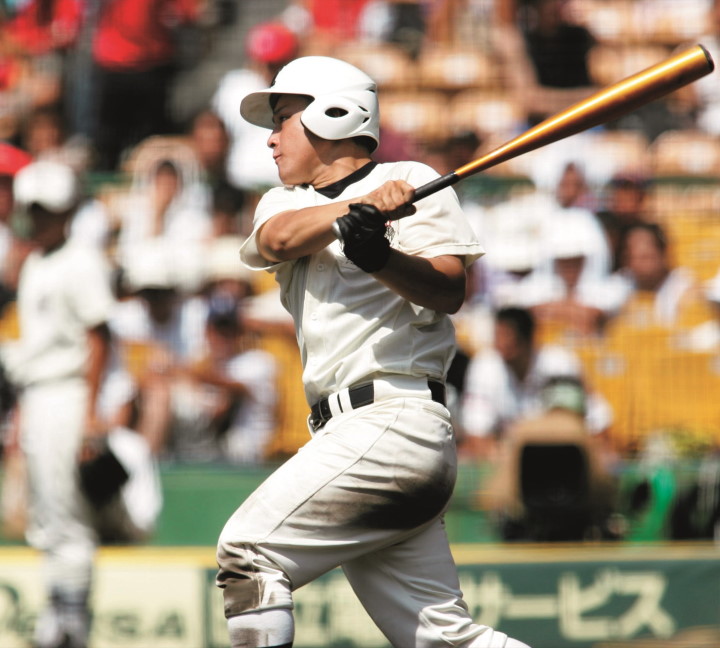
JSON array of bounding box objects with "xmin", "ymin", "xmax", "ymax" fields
[
  {"xmin": 268, "ymin": 95, "xmax": 327, "ymax": 186},
  {"xmin": 28, "ymin": 204, "xmax": 69, "ymax": 252}
]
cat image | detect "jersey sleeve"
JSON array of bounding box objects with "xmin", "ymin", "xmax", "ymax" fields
[
  {"xmin": 391, "ymin": 162, "xmax": 485, "ymax": 267},
  {"xmin": 69, "ymin": 246, "xmax": 116, "ymax": 328},
  {"xmin": 239, "ymin": 186, "xmax": 302, "ymax": 272}
]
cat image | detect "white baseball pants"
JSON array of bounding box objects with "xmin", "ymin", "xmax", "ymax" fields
[
  {"xmin": 20, "ymin": 379, "xmax": 97, "ymax": 593},
  {"xmin": 217, "ymin": 395, "xmax": 528, "ymax": 647}
]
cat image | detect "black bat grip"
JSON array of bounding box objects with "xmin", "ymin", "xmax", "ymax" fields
[{"xmin": 410, "ymin": 172, "xmax": 459, "ymax": 203}]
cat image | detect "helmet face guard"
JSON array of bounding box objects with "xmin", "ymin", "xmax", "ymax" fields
[{"xmin": 240, "ymin": 56, "xmax": 380, "ymax": 151}]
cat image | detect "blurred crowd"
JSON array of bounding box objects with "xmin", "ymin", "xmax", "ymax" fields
[{"xmin": 0, "ymin": 0, "xmax": 718, "ymax": 543}]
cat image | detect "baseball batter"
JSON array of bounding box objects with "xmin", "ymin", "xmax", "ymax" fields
[{"xmin": 218, "ymin": 56, "xmax": 532, "ymax": 648}]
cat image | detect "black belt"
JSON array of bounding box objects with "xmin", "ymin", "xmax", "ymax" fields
[{"xmin": 310, "ymin": 379, "xmax": 446, "ymax": 431}]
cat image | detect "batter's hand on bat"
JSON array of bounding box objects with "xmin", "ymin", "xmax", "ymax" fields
[
  {"xmin": 359, "ymin": 180, "xmax": 416, "ymax": 220},
  {"xmin": 334, "ymin": 203, "xmax": 391, "ymax": 272}
]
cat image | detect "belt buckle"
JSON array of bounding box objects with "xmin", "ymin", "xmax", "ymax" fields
[{"xmin": 310, "ymin": 398, "xmax": 330, "ymax": 431}]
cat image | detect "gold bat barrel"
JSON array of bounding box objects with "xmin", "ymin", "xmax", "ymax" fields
[
  {"xmin": 455, "ymin": 44, "xmax": 714, "ymax": 178},
  {"xmin": 411, "ymin": 44, "xmax": 714, "ymax": 203}
]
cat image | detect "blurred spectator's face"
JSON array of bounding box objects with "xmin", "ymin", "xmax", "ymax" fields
[
  {"xmin": 610, "ymin": 184, "xmax": 645, "ymax": 219},
  {"xmin": 211, "ymin": 278, "xmax": 251, "ymax": 301},
  {"xmin": 206, "ymin": 321, "xmax": 238, "ymax": 360},
  {"xmin": 494, "ymin": 320, "xmax": 527, "ymax": 364},
  {"xmin": 555, "ymin": 164, "xmax": 586, "ymax": 208},
  {"xmin": 622, "ymin": 229, "xmax": 668, "ymax": 290},
  {"xmin": 25, "ymin": 115, "xmax": 62, "ymax": 156},
  {"xmin": 192, "ymin": 112, "xmax": 229, "ymax": 170},
  {"xmin": 142, "ymin": 289, "xmax": 177, "ymax": 324},
  {"xmin": 211, "ymin": 209, "xmax": 239, "ymax": 237},
  {"xmin": 536, "ymin": 0, "xmax": 566, "ymax": 31},
  {"xmin": 155, "ymin": 167, "xmax": 180, "ymax": 193},
  {"xmin": 554, "ymin": 255, "xmax": 585, "ymax": 289},
  {"xmin": 153, "ymin": 165, "xmax": 181, "ymax": 203}
]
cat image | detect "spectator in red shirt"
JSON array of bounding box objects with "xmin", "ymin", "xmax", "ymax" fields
[
  {"xmin": 0, "ymin": 0, "xmax": 83, "ymax": 140},
  {"xmin": 2, "ymin": 0, "xmax": 82, "ymax": 56},
  {"xmin": 91, "ymin": 0, "xmax": 200, "ymax": 170}
]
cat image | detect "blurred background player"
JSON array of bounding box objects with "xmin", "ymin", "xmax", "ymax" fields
[{"xmin": 1, "ymin": 160, "xmax": 116, "ymax": 648}]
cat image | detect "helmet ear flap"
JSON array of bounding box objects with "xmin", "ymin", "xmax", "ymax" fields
[{"xmin": 301, "ymin": 93, "xmax": 377, "ymax": 147}]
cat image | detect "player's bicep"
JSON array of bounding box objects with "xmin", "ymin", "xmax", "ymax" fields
[
  {"xmin": 425, "ymin": 254, "xmax": 466, "ymax": 284},
  {"xmin": 425, "ymin": 254, "xmax": 467, "ymax": 305},
  {"xmin": 255, "ymin": 211, "xmax": 295, "ymax": 263}
]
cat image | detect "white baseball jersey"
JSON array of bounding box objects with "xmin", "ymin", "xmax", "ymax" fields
[
  {"xmin": 4, "ymin": 242, "xmax": 115, "ymax": 387},
  {"xmin": 220, "ymin": 160, "xmax": 533, "ymax": 648},
  {"xmin": 240, "ymin": 160, "xmax": 484, "ymax": 405}
]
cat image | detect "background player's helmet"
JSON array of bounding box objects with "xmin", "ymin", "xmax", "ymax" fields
[
  {"xmin": 240, "ymin": 56, "xmax": 380, "ymax": 151},
  {"xmin": 14, "ymin": 160, "xmax": 79, "ymax": 213}
]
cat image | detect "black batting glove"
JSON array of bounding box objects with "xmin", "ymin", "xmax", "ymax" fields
[{"xmin": 333, "ymin": 203, "xmax": 391, "ymax": 273}]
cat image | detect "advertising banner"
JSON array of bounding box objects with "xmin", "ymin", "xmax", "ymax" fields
[{"xmin": 0, "ymin": 546, "xmax": 717, "ymax": 648}]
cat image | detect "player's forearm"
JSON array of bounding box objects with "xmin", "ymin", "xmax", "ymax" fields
[
  {"xmin": 85, "ymin": 323, "xmax": 112, "ymax": 433},
  {"xmin": 374, "ymin": 252, "xmax": 466, "ymax": 314},
  {"xmin": 258, "ymin": 200, "xmax": 356, "ymax": 262}
]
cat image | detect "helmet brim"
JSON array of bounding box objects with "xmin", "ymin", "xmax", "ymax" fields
[{"xmin": 240, "ymin": 90, "xmax": 277, "ymax": 130}]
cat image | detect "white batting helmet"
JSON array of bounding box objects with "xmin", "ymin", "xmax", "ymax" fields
[
  {"xmin": 14, "ymin": 160, "xmax": 80, "ymax": 213},
  {"xmin": 240, "ymin": 56, "xmax": 380, "ymax": 151}
]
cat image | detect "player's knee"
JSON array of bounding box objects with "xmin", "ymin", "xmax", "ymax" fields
[{"xmin": 216, "ymin": 540, "xmax": 292, "ymax": 617}]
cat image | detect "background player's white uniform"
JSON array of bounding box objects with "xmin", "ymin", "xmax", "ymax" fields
[
  {"xmin": 216, "ymin": 160, "xmax": 528, "ymax": 647},
  {"xmin": 3, "ymin": 239, "xmax": 115, "ymax": 645}
]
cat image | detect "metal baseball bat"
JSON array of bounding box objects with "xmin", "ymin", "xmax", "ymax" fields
[{"xmin": 411, "ymin": 44, "xmax": 715, "ymax": 203}]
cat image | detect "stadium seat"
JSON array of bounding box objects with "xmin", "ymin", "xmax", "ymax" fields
[
  {"xmin": 587, "ymin": 43, "xmax": 671, "ymax": 87},
  {"xmin": 664, "ymin": 216, "xmax": 720, "ymax": 281},
  {"xmin": 450, "ymin": 90, "xmax": 525, "ymax": 141},
  {"xmin": 574, "ymin": 0, "xmax": 641, "ymax": 45},
  {"xmin": 575, "ymin": 341, "xmax": 633, "ymax": 445},
  {"xmin": 379, "ymin": 91, "xmax": 448, "ymax": 143},
  {"xmin": 334, "ymin": 42, "xmax": 418, "ymax": 91},
  {"xmin": 634, "ymin": 1, "xmax": 710, "ymax": 46},
  {"xmin": 634, "ymin": 350, "xmax": 720, "ymax": 445},
  {"xmin": 649, "ymin": 184, "xmax": 720, "ymax": 218},
  {"xmin": 586, "ymin": 130, "xmax": 652, "ymax": 178},
  {"xmin": 578, "ymin": 0, "xmax": 709, "ymax": 47},
  {"xmin": 650, "ymin": 130, "xmax": 720, "ymax": 179},
  {"xmin": 259, "ymin": 331, "xmax": 310, "ymax": 459},
  {"xmin": 416, "ymin": 45, "xmax": 499, "ymax": 92}
]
